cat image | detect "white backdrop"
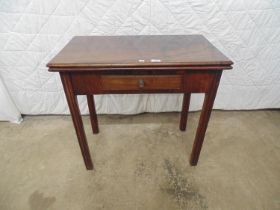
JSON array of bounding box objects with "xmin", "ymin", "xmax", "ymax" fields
[
  {"xmin": 0, "ymin": 75, "xmax": 22, "ymax": 123},
  {"xmin": 0, "ymin": 0, "xmax": 280, "ymax": 122}
]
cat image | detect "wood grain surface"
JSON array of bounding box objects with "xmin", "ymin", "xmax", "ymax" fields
[{"xmin": 47, "ymin": 35, "xmax": 233, "ymax": 70}]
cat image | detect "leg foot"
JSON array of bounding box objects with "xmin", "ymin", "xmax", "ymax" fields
[
  {"xmin": 189, "ymin": 73, "xmax": 221, "ymax": 166},
  {"xmin": 87, "ymin": 95, "xmax": 99, "ymax": 134},
  {"xmin": 180, "ymin": 93, "xmax": 191, "ymax": 131},
  {"xmin": 60, "ymin": 73, "xmax": 94, "ymax": 170}
]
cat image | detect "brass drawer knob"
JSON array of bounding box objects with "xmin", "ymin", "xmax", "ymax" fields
[{"xmin": 138, "ymin": 79, "xmax": 145, "ymax": 88}]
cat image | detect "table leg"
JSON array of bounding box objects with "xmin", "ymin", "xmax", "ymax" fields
[
  {"xmin": 60, "ymin": 73, "xmax": 94, "ymax": 170},
  {"xmin": 87, "ymin": 95, "xmax": 99, "ymax": 134},
  {"xmin": 190, "ymin": 73, "xmax": 221, "ymax": 166},
  {"xmin": 180, "ymin": 93, "xmax": 191, "ymax": 131}
]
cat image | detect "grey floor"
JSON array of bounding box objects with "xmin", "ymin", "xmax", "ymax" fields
[{"xmin": 0, "ymin": 111, "xmax": 279, "ymax": 210}]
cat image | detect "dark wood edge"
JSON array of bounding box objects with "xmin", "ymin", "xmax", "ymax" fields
[
  {"xmin": 47, "ymin": 61, "xmax": 233, "ymax": 68},
  {"xmin": 48, "ymin": 65, "xmax": 233, "ymax": 72},
  {"xmin": 75, "ymin": 90, "xmax": 187, "ymax": 95}
]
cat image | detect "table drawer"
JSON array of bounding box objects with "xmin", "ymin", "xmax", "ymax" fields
[
  {"xmin": 70, "ymin": 71, "xmax": 220, "ymax": 94},
  {"xmin": 71, "ymin": 74, "xmax": 183, "ymax": 94},
  {"xmin": 101, "ymin": 75, "xmax": 182, "ymax": 91}
]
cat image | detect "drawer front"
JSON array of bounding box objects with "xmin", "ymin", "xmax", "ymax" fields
[
  {"xmin": 70, "ymin": 71, "xmax": 220, "ymax": 94},
  {"xmin": 71, "ymin": 73, "xmax": 183, "ymax": 94},
  {"xmin": 101, "ymin": 75, "xmax": 182, "ymax": 91}
]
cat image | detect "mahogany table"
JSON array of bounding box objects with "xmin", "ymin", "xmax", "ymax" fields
[{"xmin": 47, "ymin": 35, "xmax": 233, "ymax": 170}]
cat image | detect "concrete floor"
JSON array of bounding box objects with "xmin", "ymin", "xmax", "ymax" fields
[{"xmin": 0, "ymin": 111, "xmax": 279, "ymax": 210}]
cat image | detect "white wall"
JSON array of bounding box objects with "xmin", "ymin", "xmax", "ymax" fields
[{"xmin": 0, "ymin": 0, "xmax": 279, "ymax": 119}]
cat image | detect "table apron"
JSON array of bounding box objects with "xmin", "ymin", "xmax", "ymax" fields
[{"xmin": 67, "ymin": 71, "xmax": 222, "ymax": 95}]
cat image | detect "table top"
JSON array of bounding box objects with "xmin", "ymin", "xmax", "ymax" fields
[{"xmin": 47, "ymin": 35, "xmax": 233, "ymax": 71}]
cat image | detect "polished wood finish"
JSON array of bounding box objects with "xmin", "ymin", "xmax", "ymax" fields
[
  {"xmin": 87, "ymin": 95, "xmax": 99, "ymax": 134},
  {"xmin": 100, "ymin": 75, "xmax": 182, "ymax": 91},
  {"xmin": 180, "ymin": 93, "xmax": 191, "ymax": 131},
  {"xmin": 70, "ymin": 73, "xmax": 184, "ymax": 94},
  {"xmin": 70, "ymin": 71, "xmax": 220, "ymax": 95},
  {"xmin": 47, "ymin": 35, "xmax": 233, "ymax": 70},
  {"xmin": 190, "ymin": 72, "xmax": 222, "ymax": 166},
  {"xmin": 60, "ymin": 72, "xmax": 93, "ymax": 170},
  {"xmin": 48, "ymin": 35, "xmax": 233, "ymax": 170}
]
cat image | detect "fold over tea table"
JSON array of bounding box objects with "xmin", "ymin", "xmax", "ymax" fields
[{"xmin": 47, "ymin": 35, "xmax": 233, "ymax": 170}]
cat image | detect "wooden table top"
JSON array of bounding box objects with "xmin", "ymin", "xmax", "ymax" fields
[{"xmin": 47, "ymin": 35, "xmax": 233, "ymax": 71}]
